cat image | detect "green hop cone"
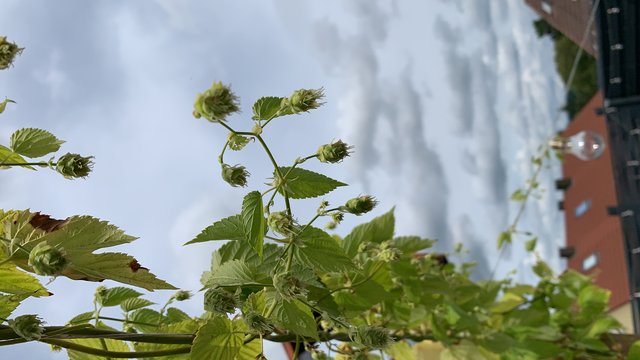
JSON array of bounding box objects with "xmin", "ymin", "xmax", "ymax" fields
[
  {"xmin": 172, "ymin": 290, "xmax": 192, "ymax": 301},
  {"xmin": 317, "ymin": 140, "xmax": 352, "ymax": 163},
  {"xmin": 227, "ymin": 132, "xmax": 250, "ymax": 151},
  {"xmin": 55, "ymin": 153, "xmax": 94, "ymax": 179},
  {"xmin": 273, "ymin": 271, "xmax": 307, "ymax": 300},
  {"xmin": 352, "ymin": 326, "xmax": 392, "ymax": 350},
  {"xmin": 8, "ymin": 315, "xmax": 44, "ymax": 341},
  {"xmin": 28, "ymin": 242, "xmax": 68, "ymax": 276},
  {"xmin": 267, "ymin": 211, "xmax": 296, "ymax": 236},
  {"xmin": 342, "ymin": 195, "xmax": 377, "ymax": 215},
  {"xmin": 193, "ymin": 81, "xmax": 240, "ymax": 122},
  {"xmin": 203, "ymin": 288, "xmax": 237, "ymax": 314},
  {"xmin": 243, "ymin": 311, "xmax": 274, "ymax": 335},
  {"xmin": 0, "ymin": 37, "xmax": 23, "ymax": 70},
  {"xmin": 221, "ymin": 164, "xmax": 249, "ymax": 187},
  {"xmin": 284, "ymin": 88, "xmax": 324, "ymax": 113}
]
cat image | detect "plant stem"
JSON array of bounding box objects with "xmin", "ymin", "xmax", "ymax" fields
[
  {"xmin": 40, "ymin": 339, "xmax": 191, "ymax": 358},
  {"xmin": 218, "ymin": 140, "xmax": 229, "ymax": 164},
  {"xmin": 0, "ymin": 162, "xmax": 50, "ymax": 167}
]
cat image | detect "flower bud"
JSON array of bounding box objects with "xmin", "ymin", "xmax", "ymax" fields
[
  {"xmin": 342, "ymin": 196, "xmax": 377, "ymax": 215},
  {"xmin": 267, "ymin": 211, "xmax": 296, "ymax": 236},
  {"xmin": 243, "ymin": 311, "xmax": 274, "ymax": 334},
  {"xmin": 317, "ymin": 140, "xmax": 352, "ymax": 163},
  {"xmin": 8, "ymin": 315, "xmax": 44, "ymax": 341},
  {"xmin": 193, "ymin": 81, "xmax": 240, "ymax": 122},
  {"xmin": 204, "ymin": 288, "xmax": 237, "ymax": 314},
  {"xmin": 0, "ymin": 37, "xmax": 23, "ymax": 70},
  {"xmin": 55, "ymin": 153, "xmax": 94, "ymax": 179},
  {"xmin": 221, "ymin": 164, "xmax": 249, "ymax": 187},
  {"xmin": 273, "ymin": 272, "xmax": 307, "ymax": 300},
  {"xmin": 331, "ymin": 212, "xmax": 344, "ymax": 223},
  {"xmin": 284, "ymin": 88, "xmax": 324, "ymax": 113},
  {"xmin": 171, "ymin": 290, "xmax": 192, "ymax": 301},
  {"xmin": 227, "ymin": 132, "xmax": 250, "ymax": 151},
  {"xmin": 352, "ymin": 326, "xmax": 392, "ymax": 349},
  {"xmin": 28, "ymin": 242, "xmax": 68, "ymax": 276}
]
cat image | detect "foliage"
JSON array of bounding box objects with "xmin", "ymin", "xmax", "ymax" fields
[{"xmin": 0, "ymin": 36, "xmax": 635, "ymax": 360}]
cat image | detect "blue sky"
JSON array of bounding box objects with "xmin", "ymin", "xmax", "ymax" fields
[{"xmin": 0, "ymin": 0, "xmax": 567, "ymax": 358}]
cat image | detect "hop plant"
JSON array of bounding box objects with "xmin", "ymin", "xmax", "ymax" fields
[
  {"xmin": 352, "ymin": 326, "xmax": 393, "ymax": 350},
  {"xmin": 267, "ymin": 211, "xmax": 296, "ymax": 236},
  {"xmin": 283, "ymin": 88, "xmax": 324, "ymax": 113},
  {"xmin": 227, "ymin": 132, "xmax": 250, "ymax": 151},
  {"xmin": 193, "ymin": 81, "xmax": 240, "ymax": 122},
  {"xmin": 204, "ymin": 288, "xmax": 237, "ymax": 314},
  {"xmin": 8, "ymin": 315, "xmax": 44, "ymax": 341},
  {"xmin": 273, "ymin": 272, "xmax": 307, "ymax": 300},
  {"xmin": 317, "ymin": 140, "xmax": 352, "ymax": 163},
  {"xmin": 342, "ymin": 195, "xmax": 377, "ymax": 215},
  {"xmin": 27, "ymin": 242, "xmax": 68, "ymax": 276},
  {"xmin": 55, "ymin": 153, "xmax": 94, "ymax": 179},
  {"xmin": 243, "ymin": 311, "xmax": 274, "ymax": 335},
  {"xmin": 0, "ymin": 37, "xmax": 23, "ymax": 70},
  {"xmin": 221, "ymin": 164, "xmax": 249, "ymax": 187},
  {"xmin": 171, "ymin": 290, "xmax": 192, "ymax": 301}
]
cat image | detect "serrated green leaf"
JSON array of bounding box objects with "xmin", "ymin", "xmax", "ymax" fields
[
  {"xmin": 393, "ymin": 236, "xmax": 435, "ymax": 253},
  {"xmin": 10, "ymin": 128, "xmax": 64, "ymax": 158},
  {"xmin": 191, "ymin": 316, "xmax": 244, "ymax": 360},
  {"xmin": 241, "ymin": 191, "xmax": 265, "ymax": 257},
  {"xmin": 0, "ymin": 98, "xmax": 16, "ymax": 114},
  {"xmin": 491, "ymin": 293, "xmax": 524, "ymax": 314},
  {"xmin": 129, "ymin": 308, "xmax": 163, "ymax": 333},
  {"xmin": 67, "ymin": 338, "xmax": 131, "ymax": 360},
  {"xmin": 134, "ymin": 320, "xmax": 199, "ymax": 360},
  {"xmin": 0, "ymin": 261, "xmax": 49, "ymax": 297},
  {"xmin": 525, "ymin": 237, "xmax": 537, "ymax": 252},
  {"xmin": 578, "ymin": 284, "xmax": 610, "ymax": 315},
  {"xmin": 296, "ymin": 226, "xmax": 352, "ymax": 272},
  {"xmin": 0, "ymin": 294, "xmax": 24, "ymax": 319},
  {"xmin": 66, "ymin": 252, "xmax": 176, "ymax": 291},
  {"xmin": 343, "ymin": 208, "xmax": 395, "ymax": 257},
  {"xmin": 252, "ymin": 96, "xmax": 291, "ymax": 120},
  {"xmin": 67, "ymin": 311, "xmax": 95, "ymax": 325},
  {"xmin": 586, "ymin": 316, "xmax": 621, "ymax": 337},
  {"xmin": 211, "ymin": 242, "xmax": 282, "ymax": 275},
  {"xmin": 0, "ymin": 144, "xmax": 34, "ymax": 169},
  {"xmin": 276, "ymin": 167, "xmax": 347, "ymax": 199},
  {"xmin": 236, "ymin": 339, "xmax": 262, "ymax": 360},
  {"xmin": 266, "ymin": 292, "xmax": 318, "ymax": 340},
  {"xmin": 206, "ymin": 259, "xmax": 262, "ymax": 287},
  {"xmin": 532, "ymin": 260, "xmax": 553, "ymax": 278},
  {"xmin": 99, "ymin": 287, "xmax": 143, "ymax": 307},
  {"xmin": 120, "ymin": 297, "xmax": 155, "ymax": 312},
  {"xmin": 165, "ymin": 307, "xmax": 191, "ymax": 323},
  {"xmin": 185, "ymin": 215, "xmax": 244, "ymax": 245}
]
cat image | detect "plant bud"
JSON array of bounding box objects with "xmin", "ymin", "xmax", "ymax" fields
[
  {"xmin": 193, "ymin": 81, "xmax": 240, "ymax": 122},
  {"xmin": 352, "ymin": 326, "xmax": 392, "ymax": 349},
  {"xmin": 267, "ymin": 211, "xmax": 296, "ymax": 236},
  {"xmin": 204, "ymin": 288, "xmax": 237, "ymax": 314},
  {"xmin": 331, "ymin": 212, "xmax": 344, "ymax": 223},
  {"xmin": 94, "ymin": 286, "xmax": 108, "ymax": 306},
  {"xmin": 273, "ymin": 272, "xmax": 307, "ymax": 300},
  {"xmin": 8, "ymin": 315, "xmax": 44, "ymax": 341},
  {"xmin": 325, "ymin": 221, "xmax": 337, "ymax": 230},
  {"xmin": 227, "ymin": 132, "xmax": 250, "ymax": 151},
  {"xmin": 28, "ymin": 242, "xmax": 68, "ymax": 276},
  {"xmin": 0, "ymin": 37, "xmax": 23, "ymax": 70},
  {"xmin": 317, "ymin": 140, "xmax": 352, "ymax": 163},
  {"xmin": 243, "ymin": 311, "xmax": 274, "ymax": 334},
  {"xmin": 342, "ymin": 196, "xmax": 377, "ymax": 215},
  {"xmin": 221, "ymin": 164, "xmax": 249, "ymax": 187},
  {"xmin": 285, "ymin": 88, "xmax": 324, "ymax": 113},
  {"xmin": 172, "ymin": 290, "xmax": 192, "ymax": 301},
  {"xmin": 55, "ymin": 153, "xmax": 94, "ymax": 179}
]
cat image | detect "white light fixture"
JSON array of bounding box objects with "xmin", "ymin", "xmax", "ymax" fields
[{"xmin": 549, "ymin": 130, "xmax": 606, "ymax": 161}]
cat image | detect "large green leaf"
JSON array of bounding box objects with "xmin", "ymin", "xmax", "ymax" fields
[
  {"xmin": 98, "ymin": 287, "xmax": 143, "ymax": 307},
  {"xmin": 129, "ymin": 308, "xmax": 163, "ymax": 333},
  {"xmin": 266, "ymin": 292, "xmax": 318, "ymax": 340},
  {"xmin": 120, "ymin": 297, "xmax": 155, "ymax": 312},
  {"xmin": 67, "ymin": 338, "xmax": 131, "ymax": 360},
  {"xmin": 0, "ymin": 262, "xmax": 49, "ymax": 297},
  {"xmin": 191, "ymin": 316, "xmax": 244, "ymax": 360},
  {"xmin": 491, "ymin": 293, "xmax": 524, "ymax": 314},
  {"xmin": 211, "ymin": 242, "xmax": 282, "ymax": 275},
  {"xmin": 0, "ymin": 294, "xmax": 25, "ymax": 319},
  {"xmin": 236, "ymin": 339, "xmax": 262, "ymax": 360},
  {"xmin": 393, "ymin": 236, "xmax": 435, "ymax": 254},
  {"xmin": 134, "ymin": 320, "xmax": 199, "ymax": 360},
  {"xmin": 10, "ymin": 128, "xmax": 64, "ymax": 158},
  {"xmin": 241, "ymin": 191, "xmax": 265, "ymax": 257},
  {"xmin": 295, "ymin": 226, "xmax": 352, "ymax": 273},
  {"xmin": 276, "ymin": 167, "xmax": 346, "ymax": 199},
  {"xmin": 343, "ymin": 208, "xmax": 395, "ymax": 257},
  {"xmin": 205, "ymin": 259, "xmax": 263, "ymax": 287},
  {"xmin": 0, "ymin": 144, "xmax": 33, "ymax": 169},
  {"xmin": 252, "ymin": 96, "xmax": 291, "ymax": 121},
  {"xmin": 185, "ymin": 215, "xmax": 244, "ymax": 245}
]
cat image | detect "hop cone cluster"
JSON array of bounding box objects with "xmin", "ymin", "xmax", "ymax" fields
[
  {"xmin": 204, "ymin": 288, "xmax": 237, "ymax": 314},
  {"xmin": 342, "ymin": 195, "xmax": 377, "ymax": 215},
  {"xmin": 353, "ymin": 326, "xmax": 393, "ymax": 350},
  {"xmin": 55, "ymin": 153, "xmax": 94, "ymax": 179},
  {"xmin": 273, "ymin": 272, "xmax": 307, "ymax": 300},
  {"xmin": 284, "ymin": 88, "xmax": 324, "ymax": 113},
  {"xmin": 193, "ymin": 82, "xmax": 240, "ymax": 122},
  {"xmin": 317, "ymin": 140, "xmax": 352, "ymax": 163},
  {"xmin": 221, "ymin": 164, "xmax": 249, "ymax": 187},
  {"xmin": 267, "ymin": 211, "xmax": 296, "ymax": 236},
  {"xmin": 0, "ymin": 37, "xmax": 23, "ymax": 70},
  {"xmin": 28, "ymin": 242, "xmax": 68, "ymax": 276},
  {"xmin": 9, "ymin": 315, "xmax": 44, "ymax": 341}
]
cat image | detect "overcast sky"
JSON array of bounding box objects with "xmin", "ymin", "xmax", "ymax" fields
[{"xmin": 0, "ymin": 1, "xmax": 567, "ymax": 358}]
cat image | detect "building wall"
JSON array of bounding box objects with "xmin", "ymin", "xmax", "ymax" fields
[
  {"xmin": 561, "ymin": 91, "xmax": 630, "ymax": 310},
  {"xmin": 525, "ymin": 0, "xmax": 598, "ymax": 56}
]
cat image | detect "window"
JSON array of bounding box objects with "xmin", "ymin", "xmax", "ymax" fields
[
  {"xmin": 582, "ymin": 252, "xmax": 599, "ymax": 272},
  {"xmin": 574, "ymin": 199, "xmax": 592, "ymax": 217},
  {"xmin": 541, "ymin": 0, "xmax": 552, "ymax": 14}
]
